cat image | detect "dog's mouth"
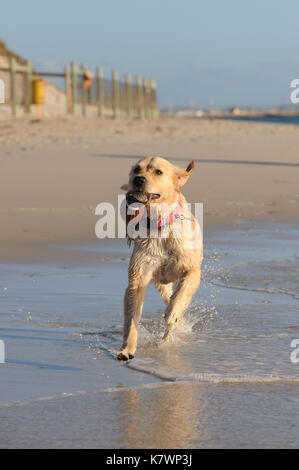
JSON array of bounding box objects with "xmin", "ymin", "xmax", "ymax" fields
[
  {"xmin": 147, "ymin": 192, "xmax": 160, "ymax": 200},
  {"xmin": 127, "ymin": 190, "xmax": 160, "ymax": 204}
]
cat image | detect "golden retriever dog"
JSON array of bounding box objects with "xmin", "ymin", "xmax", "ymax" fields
[{"xmin": 117, "ymin": 156, "xmax": 203, "ymax": 361}]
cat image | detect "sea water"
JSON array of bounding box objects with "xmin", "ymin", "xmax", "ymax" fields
[{"xmin": 0, "ymin": 221, "xmax": 299, "ymax": 448}]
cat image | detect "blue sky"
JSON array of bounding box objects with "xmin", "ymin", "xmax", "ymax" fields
[{"xmin": 1, "ymin": 0, "xmax": 298, "ymax": 108}]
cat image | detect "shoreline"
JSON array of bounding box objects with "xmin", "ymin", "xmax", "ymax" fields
[{"xmin": 1, "ymin": 218, "xmax": 298, "ymax": 266}]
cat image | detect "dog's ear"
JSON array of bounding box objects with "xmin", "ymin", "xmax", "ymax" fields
[
  {"xmin": 120, "ymin": 184, "xmax": 129, "ymax": 191},
  {"xmin": 174, "ymin": 160, "xmax": 194, "ymax": 189}
]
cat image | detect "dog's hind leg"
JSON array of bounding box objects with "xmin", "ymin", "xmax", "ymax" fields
[
  {"xmin": 155, "ymin": 282, "xmax": 173, "ymax": 305},
  {"xmin": 162, "ymin": 269, "xmax": 201, "ymax": 341}
]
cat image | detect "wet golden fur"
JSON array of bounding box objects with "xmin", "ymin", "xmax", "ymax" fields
[{"xmin": 117, "ymin": 156, "xmax": 203, "ymax": 361}]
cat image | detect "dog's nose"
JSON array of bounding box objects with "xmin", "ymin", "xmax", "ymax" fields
[{"xmin": 133, "ymin": 176, "xmax": 146, "ymax": 188}]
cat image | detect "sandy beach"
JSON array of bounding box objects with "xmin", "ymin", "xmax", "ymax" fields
[
  {"xmin": 0, "ymin": 115, "xmax": 299, "ymax": 262},
  {"xmin": 2, "ymin": 0, "xmax": 299, "ymax": 451},
  {"xmin": 1, "ymin": 116, "xmax": 299, "ymax": 449}
]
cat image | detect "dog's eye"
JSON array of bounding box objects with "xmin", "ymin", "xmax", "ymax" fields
[
  {"xmin": 155, "ymin": 169, "xmax": 163, "ymax": 175},
  {"xmin": 134, "ymin": 166, "xmax": 141, "ymax": 174}
]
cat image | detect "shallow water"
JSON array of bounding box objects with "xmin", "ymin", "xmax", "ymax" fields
[{"xmin": 0, "ymin": 221, "xmax": 299, "ymax": 448}]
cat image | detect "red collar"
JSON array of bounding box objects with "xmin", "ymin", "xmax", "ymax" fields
[
  {"xmin": 157, "ymin": 202, "xmax": 181, "ymax": 228},
  {"xmin": 127, "ymin": 202, "xmax": 182, "ymax": 229}
]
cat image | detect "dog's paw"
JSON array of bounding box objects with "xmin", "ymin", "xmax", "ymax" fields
[
  {"xmin": 162, "ymin": 323, "xmax": 175, "ymax": 342},
  {"xmin": 117, "ymin": 351, "xmax": 134, "ymax": 362}
]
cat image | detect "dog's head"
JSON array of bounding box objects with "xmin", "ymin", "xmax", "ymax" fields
[{"xmin": 122, "ymin": 156, "xmax": 194, "ymax": 204}]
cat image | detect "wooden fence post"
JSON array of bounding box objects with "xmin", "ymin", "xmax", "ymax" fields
[
  {"xmin": 97, "ymin": 67, "xmax": 104, "ymax": 117},
  {"xmin": 10, "ymin": 57, "xmax": 16, "ymax": 117},
  {"xmin": 136, "ymin": 75, "xmax": 144, "ymax": 119},
  {"xmin": 150, "ymin": 79, "xmax": 154, "ymax": 117},
  {"xmin": 65, "ymin": 66, "xmax": 72, "ymax": 114},
  {"xmin": 143, "ymin": 78, "xmax": 150, "ymax": 118},
  {"xmin": 25, "ymin": 60, "xmax": 32, "ymax": 114},
  {"xmin": 112, "ymin": 70, "xmax": 119, "ymax": 118},
  {"xmin": 126, "ymin": 72, "xmax": 133, "ymax": 118},
  {"xmin": 148, "ymin": 78, "xmax": 153, "ymax": 119},
  {"xmin": 151, "ymin": 79, "xmax": 159, "ymax": 117},
  {"xmin": 71, "ymin": 61, "xmax": 77, "ymax": 115},
  {"xmin": 81, "ymin": 64, "xmax": 87, "ymax": 118}
]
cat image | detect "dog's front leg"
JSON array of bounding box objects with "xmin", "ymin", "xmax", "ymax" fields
[
  {"xmin": 117, "ymin": 284, "xmax": 147, "ymax": 361},
  {"xmin": 117, "ymin": 260, "xmax": 153, "ymax": 361},
  {"xmin": 163, "ymin": 269, "xmax": 201, "ymax": 341}
]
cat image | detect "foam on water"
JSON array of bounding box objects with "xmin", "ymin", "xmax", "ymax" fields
[{"xmin": 208, "ymin": 253, "xmax": 299, "ymax": 300}]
